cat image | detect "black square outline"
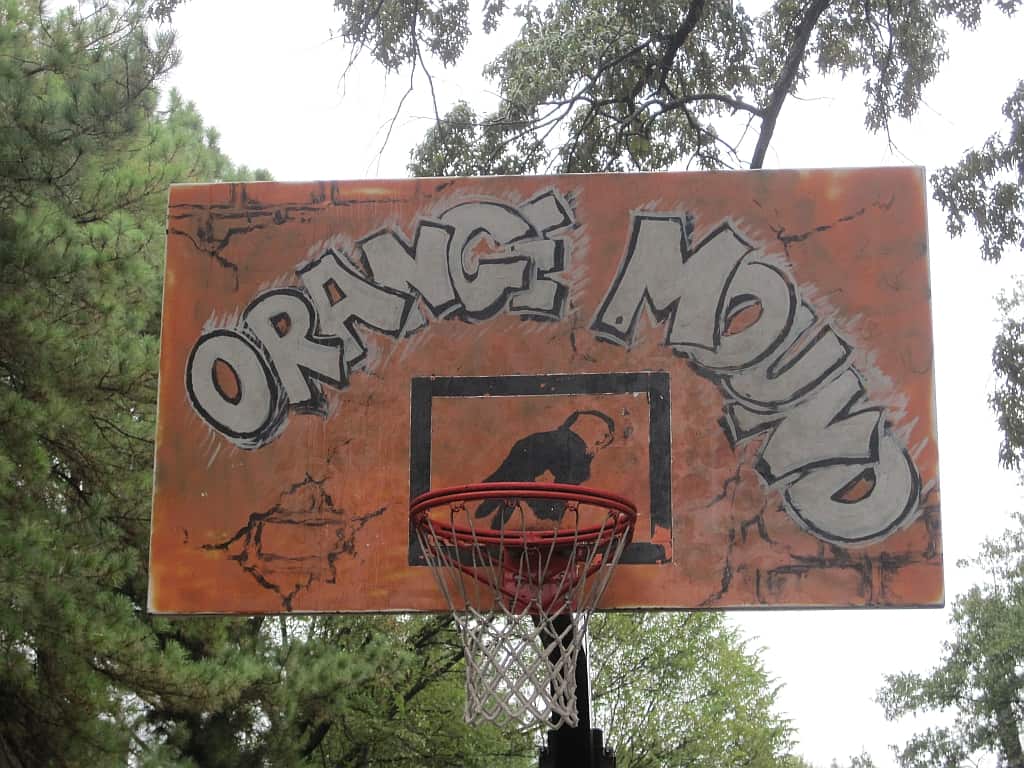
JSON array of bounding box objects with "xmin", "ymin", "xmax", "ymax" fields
[{"xmin": 408, "ymin": 371, "xmax": 671, "ymax": 565}]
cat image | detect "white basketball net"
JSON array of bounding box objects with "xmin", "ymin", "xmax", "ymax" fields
[{"xmin": 411, "ymin": 484, "xmax": 636, "ymax": 729}]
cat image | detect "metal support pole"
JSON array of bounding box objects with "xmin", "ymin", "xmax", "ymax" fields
[{"xmin": 537, "ymin": 616, "xmax": 615, "ymax": 768}]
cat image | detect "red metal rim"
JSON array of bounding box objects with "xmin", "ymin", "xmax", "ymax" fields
[{"xmin": 410, "ymin": 482, "xmax": 638, "ymax": 547}]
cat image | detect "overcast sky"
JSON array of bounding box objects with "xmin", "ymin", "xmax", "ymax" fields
[{"xmin": 166, "ymin": 3, "xmax": 1024, "ymax": 765}]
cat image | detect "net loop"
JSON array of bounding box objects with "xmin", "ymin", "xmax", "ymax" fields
[{"xmin": 411, "ymin": 482, "xmax": 637, "ymax": 729}]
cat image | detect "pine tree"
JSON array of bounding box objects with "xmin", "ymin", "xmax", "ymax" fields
[{"xmin": 0, "ymin": 3, "xmax": 274, "ymax": 764}]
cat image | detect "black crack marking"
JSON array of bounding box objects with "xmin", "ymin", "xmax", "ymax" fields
[
  {"xmin": 701, "ymin": 527, "xmax": 735, "ymax": 607},
  {"xmin": 168, "ymin": 219, "xmax": 244, "ymax": 290},
  {"xmin": 169, "ymin": 183, "xmax": 408, "ymax": 287},
  {"xmin": 697, "ymin": 464, "xmax": 749, "ymax": 606},
  {"xmin": 770, "ymin": 207, "xmax": 868, "ymax": 247},
  {"xmin": 699, "ymin": 462, "xmax": 744, "ymax": 510},
  {"xmin": 325, "ymin": 437, "xmax": 354, "ymax": 465},
  {"xmin": 762, "ymin": 548, "xmax": 876, "ymax": 604},
  {"xmin": 566, "ymin": 313, "xmax": 597, "ymax": 363},
  {"xmin": 919, "ymin": 498, "xmax": 941, "ymax": 560},
  {"xmin": 874, "ymin": 194, "xmax": 896, "ymax": 212},
  {"xmin": 739, "ymin": 502, "xmax": 772, "ymax": 545},
  {"xmin": 754, "ymin": 495, "xmax": 941, "ymax": 607},
  {"xmin": 202, "ymin": 473, "xmax": 384, "ymax": 611}
]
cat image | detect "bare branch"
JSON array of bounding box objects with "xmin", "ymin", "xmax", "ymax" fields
[
  {"xmin": 657, "ymin": 0, "xmax": 708, "ymax": 93},
  {"xmin": 751, "ymin": 0, "xmax": 833, "ymax": 168}
]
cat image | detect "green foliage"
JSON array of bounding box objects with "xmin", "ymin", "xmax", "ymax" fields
[
  {"xmin": 990, "ymin": 280, "xmax": 1024, "ymax": 469},
  {"xmin": 879, "ymin": 515, "xmax": 1024, "ymax": 768},
  {"xmin": 271, "ymin": 615, "xmax": 534, "ymax": 767},
  {"xmin": 918, "ymin": 20, "xmax": 1024, "ymax": 767},
  {"xmin": 333, "ymin": 0, "xmax": 491, "ymax": 70},
  {"xmin": 329, "ymin": 0, "xmax": 1024, "ymax": 173},
  {"xmin": 408, "ymin": 101, "xmax": 547, "ymax": 176},
  {"xmin": 933, "ymin": 81, "xmax": 1024, "ymax": 263},
  {"xmin": 589, "ymin": 612, "xmax": 797, "ymax": 767},
  {"xmin": 829, "ymin": 754, "xmax": 878, "ymax": 768},
  {"xmin": 0, "ymin": 2, "xmax": 274, "ymax": 764}
]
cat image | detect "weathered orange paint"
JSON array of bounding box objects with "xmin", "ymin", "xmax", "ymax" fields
[{"xmin": 150, "ymin": 168, "xmax": 941, "ymax": 614}]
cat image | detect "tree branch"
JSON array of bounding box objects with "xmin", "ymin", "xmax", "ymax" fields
[
  {"xmin": 657, "ymin": 0, "xmax": 708, "ymax": 93},
  {"xmin": 751, "ymin": 0, "xmax": 833, "ymax": 168}
]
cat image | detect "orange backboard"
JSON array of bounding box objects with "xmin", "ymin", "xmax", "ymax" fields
[{"xmin": 149, "ymin": 168, "xmax": 941, "ymax": 614}]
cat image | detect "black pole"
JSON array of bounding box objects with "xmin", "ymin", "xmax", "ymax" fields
[{"xmin": 538, "ymin": 615, "xmax": 615, "ymax": 768}]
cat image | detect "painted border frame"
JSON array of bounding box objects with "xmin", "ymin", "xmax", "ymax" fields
[{"xmin": 408, "ymin": 371, "xmax": 672, "ymax": 565}]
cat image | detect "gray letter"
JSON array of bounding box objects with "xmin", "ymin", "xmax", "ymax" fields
[
  {"xmin": 509, "ymin": 239, "xmax": 567, "ymax": 318},
  {"xmin": 359, "ymin": 221, "xmax": 457, "ymax": 333},
  {"xmin": 783, "ymin": 433, "xmax": 920, "ymax": 546},
  {"xmin": 592, "ymin": 219, "xmax": 752, "ymax": 349},
  {"xmin": 518, "ymin": 190, "xmax": 573, "ymax": 235},
  {"xmin": 186, "ymin": 329, "xmax": 286, "ymax": 448},
  {"xmin": 511, "ymin": 191, "xmax": 573, "ymax": 318},
  {"xmin": 724, "ymin": 370, "xmax": 883, "ymax": 483},
  {"xmin": 683, "ymin": 260, "xmax": 796, "ymax": 371},
  {"xmin": 439, "ymin": 201, "xmax": 532, "ymax": 319},
  {"xmin": 298, "ymin": 250, "xmax": 413, "ymax": 367},
  {"xmin": 243, "ymin": 288, "xmax": 344, "ymax": 411},
  {"xmin": 723, "ymin": 306, "xmax": 851, "ymax": 408}
]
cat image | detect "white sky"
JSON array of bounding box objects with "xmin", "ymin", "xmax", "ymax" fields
[{"xmin": 167, "ymin": 3, "xmax": 1024, "ymax": 765}]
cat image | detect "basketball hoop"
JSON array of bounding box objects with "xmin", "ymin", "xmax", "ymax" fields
[{"xmin": 410, "ymin": 482, "xmax": 637, "ymax": 729}]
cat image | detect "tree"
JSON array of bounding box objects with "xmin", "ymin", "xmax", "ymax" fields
[
  {"xmin": 933, "ymin": 75, "xmax": 1024, "ymax": 473},
  {"xmin": 878, "ymin": 515, "xmax": 1024, "ymax": 768},
  {"xmin": 589, "ymin": 612, "xmax": 797, "ymax": 767},
  {"xmin": 989, "ymin": 282, "xmax": 1024, "ymax": 470},
  {"xmin": 830, "ymin": 754, "xmax": 879, "ymax": 768},
  {"xmin": 334, "ymin": 0, "xmax": 1017, "ymax": 175},
  {"xmin": 0, "ymin": 4, "xmax": 534, "ymax": 766},
  {"xmin": 0, "ymin": 2, "xmax": 284, "ymax": 764},
  {"xmin": 235, "ymin": 615, "xmax": 534, "ymax": 768},
  {"xmin": 932, "ymin": 81, "xmax": 1023, "ymax": 266}
]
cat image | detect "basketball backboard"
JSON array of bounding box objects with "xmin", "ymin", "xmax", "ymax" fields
[{"xmin": 149, "ymin": 168, "xmax": 941, "ymax": 614}]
